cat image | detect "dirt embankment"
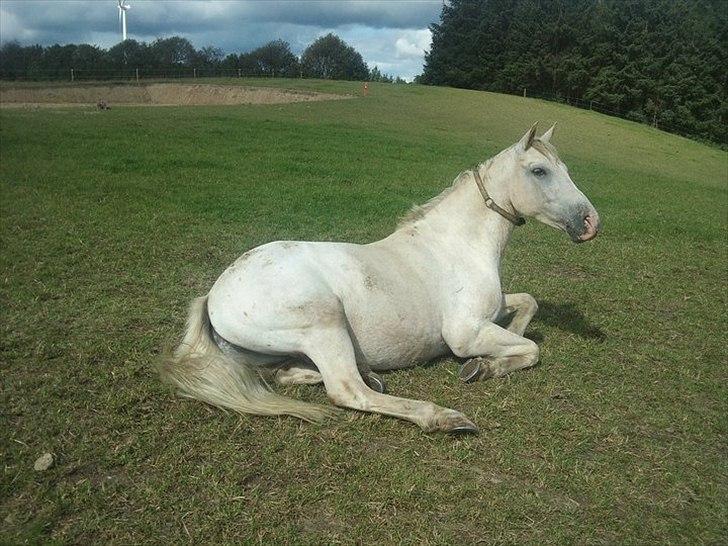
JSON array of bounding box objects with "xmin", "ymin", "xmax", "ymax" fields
[{"xmin": 0, "ymin": 83, "xmax": 350, "ymax": 107}]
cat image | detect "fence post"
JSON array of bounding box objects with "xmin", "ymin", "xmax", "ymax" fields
[
  {"xmin": 238, "ymin": 68, "xmax": 241, "ymax": 78},
  {"xmin": 193, "ymin": 68, "xmax": 197, "ymax": 78},
  {"xmin": 135, "ymin": 67, "xmax": 139, "ymax": 82},
  {"xmin": 589, "ymin": 100, "xmax": 593, "ymax": 110},
  {"xmin": 523, "ymin": 88, "xmax": 526, "ymax": 98},
  {"xmin": 70, "ymin": 68, "xmax": 74, "ymax": 82}
]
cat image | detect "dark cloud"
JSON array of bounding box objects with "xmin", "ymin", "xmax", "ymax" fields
[
  {"xmin": 1, "ymin": 1, "xmax": 441, "ymax": 41},
  {"xmin": 0, "ymin": 0, "xmax": 440, "ymax": 79}
]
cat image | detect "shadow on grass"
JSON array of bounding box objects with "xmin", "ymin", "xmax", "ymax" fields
[{"xmin": 532, "ymin": 301, "xmax": 606, "ymax": 341}]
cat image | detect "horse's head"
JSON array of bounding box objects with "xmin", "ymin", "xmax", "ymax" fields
[{"xmin": 507, "ymin": 123, "xmax": 600, "ymax": 243}]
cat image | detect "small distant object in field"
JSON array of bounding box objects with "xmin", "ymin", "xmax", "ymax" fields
[
  {"xmin": 33, "ymin": 453, "xmax": 54, "ymax": 471},
  {"xmin": 363, "ymin": 82, "xmax": 369, "ymax": 96},
  {"xmin": 97, "ymin": 100, "xmax": 111, "ymax": 110}
]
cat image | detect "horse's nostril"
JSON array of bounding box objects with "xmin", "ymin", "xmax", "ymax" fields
[{"xmin": 577, "ymin": 212, "xmax": 599, "ymax": 242}]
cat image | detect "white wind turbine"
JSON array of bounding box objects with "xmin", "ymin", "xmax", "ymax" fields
[{"xmin": 118, "ymin": 0, "xmax": 131, "ymax": 41}]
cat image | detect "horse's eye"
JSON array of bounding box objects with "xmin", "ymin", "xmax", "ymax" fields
[{"xmin": 531, "ymin": 167, "xmax": 547, "ymax": 177}]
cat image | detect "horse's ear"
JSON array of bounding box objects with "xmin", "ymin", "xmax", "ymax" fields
[
  {"xmin": 518, "ymin": 122, "xmax": 538, "ymax": 151},
  {"xmin": 541, "ymin": 123, "xmax": 557, "ymax": 143}
]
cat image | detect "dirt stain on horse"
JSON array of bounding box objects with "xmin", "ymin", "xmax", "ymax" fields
[
  {"xmin": 363, "ymin": 275, "xmax": 378, "ymax": 291},
  {"xmin": 240, "ymin": 247, "xmax": 261, "ymax": 261}
]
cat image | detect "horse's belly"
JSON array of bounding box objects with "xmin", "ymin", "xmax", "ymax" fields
[
  {"xmin": 342, "ymin": 301, "xmax": 448, "ymax": 371},
  {"xmin": 357, "ymin": 332, "xmax": 449, "ymax": 371}
]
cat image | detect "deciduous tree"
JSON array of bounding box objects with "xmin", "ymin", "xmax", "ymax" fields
[{"xmin": 301, "ymin": 34, "xmax": 369, "ymax": 80}]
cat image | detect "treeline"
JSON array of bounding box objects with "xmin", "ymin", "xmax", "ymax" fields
[
  {"xmin": 0, "ymin": 33, "xmax": 405, "ymax": 83},
  {"xmin": 420, "ymin": 0, "xmax": 727, "ymax": 144}
]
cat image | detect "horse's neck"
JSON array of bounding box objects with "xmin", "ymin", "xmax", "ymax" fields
[{"xmin": 403, "ymin": 160, "xmax": 516, "ymax": 269}]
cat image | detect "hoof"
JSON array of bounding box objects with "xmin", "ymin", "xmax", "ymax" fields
[
  {"xmin": 449, "ymin": 422, "xmax": 480, "ymax": 435},
  {"xmin": 436, "ymin": 410, "xmax": 479, "ymax": 434},
  {"xmin": 364, "ymin": 372, "xmax": 387, "ymax": 394},
  {"xmin": 459, "ymin": 357, "xmax": 494, "ymax": 383},
  {"xmin": 459, "ymin": 359, "xmax": 482, "ymax": 383}
]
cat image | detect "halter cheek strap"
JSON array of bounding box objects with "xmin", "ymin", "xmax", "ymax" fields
[{"xmin": 472, "ymin": 168, "xmax": 526, "ymax": 227}]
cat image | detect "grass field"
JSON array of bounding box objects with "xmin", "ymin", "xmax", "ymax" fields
[{"xmin": 1, "ymin": 78, "xmax": 726, "ymax": 544}]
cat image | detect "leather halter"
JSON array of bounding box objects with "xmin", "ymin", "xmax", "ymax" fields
[{"xmin": 472, "ymin": 168, "xmax": 526, "ymax": 227}]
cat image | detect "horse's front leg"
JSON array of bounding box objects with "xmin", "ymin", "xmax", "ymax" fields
[
  {"xmin": 497, "ymin": 293, "xmax": 538, "ymax": 336},
  {"xmin": 443, "ymin": 319, "xmax": 540, "ymax": 382}
]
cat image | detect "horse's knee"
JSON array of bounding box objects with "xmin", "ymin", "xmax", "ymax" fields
[
  {"xmin": 523, "ymin": 294, "xmax": 538, "ymax": 314},
  {"xmin": 512, "ymin": 339, "xmax": 540, "ymax": 371},
  {"xmin": 511, "ymin": 293, "xmax": 537, "ymax": 315},
  {"xmin": 524, "ymin": 339, "xmax": 540, "ymax": 365}
]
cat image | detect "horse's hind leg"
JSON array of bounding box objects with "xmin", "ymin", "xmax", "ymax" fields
[
  {"xmin": 275, "ymin": 361, "xmax": 387, "ymax": 393},
  {"xmin": 304, "ymin": 326, "xmax": 477, "ymax": 433},
  {"xmin": 275, "ymin": 362, "xmax": 323, "ymax": 386},
  {"xmin": 499, "ymin": 293, "xmax": 538, "ymax": 336}
]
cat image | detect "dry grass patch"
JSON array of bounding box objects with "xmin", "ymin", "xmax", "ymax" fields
[{"xmin": 0, "ymin": 82, "xmax": 351, "ymax": 107}]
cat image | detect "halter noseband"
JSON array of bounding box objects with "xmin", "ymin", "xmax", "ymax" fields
[{"xmin": 472, "ymin": 168, "xmax": 526, "ymax": 227}]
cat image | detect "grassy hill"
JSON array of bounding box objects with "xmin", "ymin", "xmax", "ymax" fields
[{"xmin": 1, "ymin": 79, "xmax": 726, "ymax": 544}]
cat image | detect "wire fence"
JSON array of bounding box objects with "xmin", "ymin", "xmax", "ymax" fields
[
  {"xmin": 506, "ymin": 87, "xmax": 722, "ymax": 145},
  {"xmin": 0, "ymin": 67, "xmax": 721, "ymax": 145},
  {"xmin": 0, "ymin": 67, "xmax": 294, "ymax": 82}
]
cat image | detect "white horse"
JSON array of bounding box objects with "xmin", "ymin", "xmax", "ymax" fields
[{"xmin": 158, "ymin": 123, "xmax": 600, "ymax": 433}]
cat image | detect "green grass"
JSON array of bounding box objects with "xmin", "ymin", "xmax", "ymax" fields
[{"xmin": 1, "ymin": 78, "xmax": 726, "ymax": 544}]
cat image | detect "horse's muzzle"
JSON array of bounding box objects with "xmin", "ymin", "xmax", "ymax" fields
[
  {"xmin": 566, "ymin": 210, "xmax": 601, "ymax": 243},
  {"xmin": 578, "ymin": 212, "xmax": 600, "ymax": 242}
]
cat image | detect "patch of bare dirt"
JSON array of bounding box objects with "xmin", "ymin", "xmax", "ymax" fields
[{"xmin": 0, "ymin": 83, "xmax": 351, "ymax": 107}]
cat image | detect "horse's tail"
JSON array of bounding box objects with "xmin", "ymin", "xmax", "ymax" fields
[{"xmin": 156, "ymin": 295, "xmax": 335, "ymax": 423}]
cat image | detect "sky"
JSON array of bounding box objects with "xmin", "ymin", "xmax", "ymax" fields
[{"xmin": 0, "ymin": 0, "xmax": 443, "ymax": 80}]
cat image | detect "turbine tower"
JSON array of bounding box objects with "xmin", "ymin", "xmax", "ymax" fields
[{"xmin": 118, "ymin": 0, "xmax": 131, "ymax": 41}]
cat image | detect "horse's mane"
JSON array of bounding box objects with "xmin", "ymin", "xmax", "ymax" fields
[
  {"xmin": 397, "ymin": 139, "xmax": 557, "ymax": 228},
  {"xmin": 531, "ymin": 139, "xmax": 558, "ymax": 161},
  {"xmin": 397, "ymin": 170, "xmax": 472, "ymax": 227}
]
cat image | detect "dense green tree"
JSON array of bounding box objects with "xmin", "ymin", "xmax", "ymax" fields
[
  {"xmin": 194, "ymin": 45, "xmax": 224, "ymax": 67},
  {"xmin": 219, "ymin": 53, "xmax": 239, "ymax": 70},
  {"xmin": 421, "ymin": 0, "xmax": 727, "ymax": 144},
  {"xmin": 106, "ymin": 39, "xmax": 150, "ymax": 68},
  {"xmin": 0, "ymin": 41, "xmax": 43, "ymax": 78},
  {"xmin": 39, "ymin": 44, "xmax": 76, "ymax": 70},
  {"xmin": 237, "ymin": 52, "xmax": 260, "ymax": 74},
  {"xmin": 71, "ymin": 44, "xmax": 107, "ymax": 71},
  {"xmin": 370, "ymin": 66, "xmax": 394, "ymax": 83},
  {"xmin": 248, "ymin": 40, "xmax": 299, "ymax": 77},
  {"xmin": 149, "ymin": 37, "xmax": 196, "ymax": 67},
  {"xmin": 1, "ymin": 33, "xmax": 369, "ymax": 83},
  {"xmin": 301, "ymin": 34, "xmax": 369, "ymax": 80}
]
